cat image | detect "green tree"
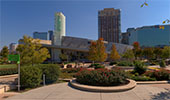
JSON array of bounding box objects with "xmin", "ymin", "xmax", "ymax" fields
[
  {"xmin": 142, "ymin": 47, "xmax": 154, "ymax": 60},
  {"xmin": 0, "ymin": 46, "xmax": 9, "ymax": 64},
  {"xmin": 0, "ymin": 46, "xmax": 9, "ymax": 58},
  {"xmin": 59, "ymin": 53, "xmax": 68, "ymax": 62},
  {"xmin": 153, "ymin": 47, "xmax": 162, "ymax": 60},
  {"xmin": 161, "ymin": 46, "xmax": 170, "ymax": 59},
  {"xmin": 16, "ymin": 35, "xmax": 50, "ymax": 65},
  {"xmin": 88, "ymin": 38, "xmax": 107, "ymax": 62},
  {"xmin": 122, "ymin": 49, "xmax": 135, "ymax": 60},
  {"xmin": 110, "ymin": 44, "xmax": 120, "ymax": 61}
]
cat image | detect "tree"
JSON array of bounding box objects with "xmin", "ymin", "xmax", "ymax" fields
[
  {"xmin": 133, "ymin": 42, "xmax": 142, "ymax": 59},
  {"xmin": 122, "ymin": 49, "xmax": 135, "ymax": 60},
  {"xmin": 88, "ymin": 38, "xmax": 107, "ymax": 62},
  {"xmin": 161, "ymin": 46, "xmax": 170, "ymax": 60},
  {"xmin": 153, "ymin": 47, "xmax": 162, "ymax": 60},
  {"xmin": 110, "ymin": 44, "xmax": 120, "ymax": 61},
  {"xmin": 59, "ymin": 53, "xmax": 68, "ymax": 62},
  {"xmin": 0, "ymin": 46, "xmax": 9, "ymax": 58},
  {"xmin": 96, "ymin": 38, "xmax": 107, "ymax": 62},
  {"xmin": 0, "ymin": 46, "xmax": 9, "ymax": 64},
  {"xmin": 88, "ymin": 41, "xmax": 98, "ymax": 62},
  {"xmin": 16, "ymin": 35, "xmax": 50, "ymax": 65},
  {"xmin": 142, "ymin": 47, "xmax": 154, "ymax": 60}
]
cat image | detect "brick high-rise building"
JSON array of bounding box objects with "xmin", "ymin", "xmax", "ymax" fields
[{"xmin": 98, "ymin": 8, "xmax": 121, "ymax": 43}]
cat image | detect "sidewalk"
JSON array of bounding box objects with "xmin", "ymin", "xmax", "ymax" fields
[{"xmin": 4, "ymin": 82, "xmax": 170, "ymax": 100}]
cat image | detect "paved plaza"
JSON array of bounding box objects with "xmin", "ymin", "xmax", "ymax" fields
[{"xmin": 3, "ymin": 82, "xmax": 170, "ymax": 100}]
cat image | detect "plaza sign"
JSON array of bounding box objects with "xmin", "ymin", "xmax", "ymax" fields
[{"xmin": 8, "ymin": 54, "xmax": 20, "ymax": 64}]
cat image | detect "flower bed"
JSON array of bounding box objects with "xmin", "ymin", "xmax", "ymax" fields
[{"xmin": 76, "ymin": 68, "xmax": 128, "ymax": 86}]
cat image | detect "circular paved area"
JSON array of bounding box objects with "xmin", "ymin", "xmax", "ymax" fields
[{"xmin": 5, "ymin": 82, "xmax": 170, "ymax": 100}]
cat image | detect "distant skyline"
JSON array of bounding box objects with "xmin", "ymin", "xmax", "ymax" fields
[{"xmin": 1, "ymin": 0, "xmax": 170, "ymax": 49}]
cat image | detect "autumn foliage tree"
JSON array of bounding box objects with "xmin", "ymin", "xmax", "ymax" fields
[
  {"xmin": 133, "ymin": 42, "xmax": 142, "ymax": 59},
  {"xmin": 88, "ymin": 38, "xmax": 107, "ymax": 63},
  {"xmin": 110, "ymin": 44, "xmax": 120, "ymax": 61}
]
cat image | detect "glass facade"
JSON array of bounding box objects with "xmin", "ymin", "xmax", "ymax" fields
[
  {"xmin": 33, "ymin": 32, "xmax": 49, "ymax": 40},
  {"xmin": 129, "ymin": 25, "xmax": 170, "ymax": 47}
]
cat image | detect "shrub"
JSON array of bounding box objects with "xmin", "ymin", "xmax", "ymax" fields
[
  {"xmin": 144, "ymin": 69, "xmax": 170, "ymax": 81},
  {"xmin": 159, "ymin": 60, "xmax": 166, "ymax": 68},
  {"xmin": 89, "ymin": 63, "xmax": 100, "ymax": 67},
  {"xmin": 76, "ymin": 68, "xmax": 127, "ymax": 86},
  {"xmin": 109, "ymin": 61, "xmax": 117, "ymax": 65},
  {"xmin": 62, "ymin": 68, "xmax": 81, "ymax": 73},
  {"xmin": 21, "ymin": 66, "xmax": 42, "ymax": 88},
  {"xmin": 0, "ymin": 68, "xmax": 18, "ymax": 76},
  {"xmin": 94, "ymin": 65, "xmax": 105, "ymax": 69},
  {"xmin": 37, "ymin": 64, "xmax": 60, "ymax": 84},
  {"xmin": 89, "ymin": 63, "xmax": 105, "ymax": 69},
  {"xmin": 117, "ymin": 61, "xmax": 133, "ymax": 66},
  {"xmin": 59, "ymin": 73, "xmax": 73, "ymax": 79},
  {"xmin": 134, "ymin": 61, "xmax": 146, "ymax": 75},
  {"xmin": 129, "ymin": 75, "xmax": 156, "ymax": 81}
]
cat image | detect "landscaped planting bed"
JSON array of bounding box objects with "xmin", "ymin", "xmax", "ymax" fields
[{"xmin": 76, "ymin": 68, "xmax": 128, "ymax": 86}]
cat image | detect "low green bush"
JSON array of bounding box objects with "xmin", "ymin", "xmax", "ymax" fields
[
  {"xmin": 109, "ymin": 61, "xmax": 117, "ymax": 65},
  {"xmin": 62, "ymin": 68, "xmax": 81, "ymax": 73},
  {"xmin": 21, "ymin": 66, "xmax": 42, "ymax": 88},
  {"xmin": 59, "ymin": 72, "xmax": 73, "ymax": 79},
  {"xmin": 129, "ymin": 75, "xmax": 156, "ymax": 81},
  {"xmin": 89, "ymin": 63, "xmax": 105, "ymax": 69},
  {"xmin": 94, "ymin": 65, "xmax": 105, "ymax": 69},
  {"xmin": 37, "ymin": 64, "xmax": 60, "ymax": 84},
  {"xmin": 76, "ymin": 68, "xmax": 127, "ymax": 86},
  {"xmin": 0, "ymin": 68, "xmax": 18, "ymax": 76},
  {"xmin": 159, "ymin": 60, "xmax": 166, "ymax": 68},
  {"xmin": 144, "ymin": 69, "xmax": 170, "ymax": 81},
  {"xmin": 134, "ymin": 61, "xmax": 146, "ymax": 75},
  {"xmin": 117, "ymin": 61, "xmax": 133, "ymax": 66}
]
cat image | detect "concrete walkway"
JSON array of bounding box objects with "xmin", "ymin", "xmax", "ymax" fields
[{"xmin": 4, "ymin": 82, "xmax": 170, "ymax": 100}]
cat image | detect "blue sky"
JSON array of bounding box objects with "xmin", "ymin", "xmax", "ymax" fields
[{"xmin": 0, "ymin": 0, "xmax": 170, "ymax": 49}]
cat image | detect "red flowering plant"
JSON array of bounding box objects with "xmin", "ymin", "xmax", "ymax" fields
[
  {"xmin": 76, "ymin": 68, "xmax": 127, "ymax": 86},
  {"xmin": 144, "ymin": 68, "xmax": 170, "ymax": 81}
]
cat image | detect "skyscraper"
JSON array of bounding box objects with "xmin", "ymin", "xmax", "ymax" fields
[
  {"xmin": 52, "ymin": 12, "xmax": 66, "ymax": 62},
  {"xmin": 53, "ymin": 12, "xmax": 66, "ymax": 45},
  {"xmin": 98, "ymin": 8, "xmax": 121, "ymax": 43}
]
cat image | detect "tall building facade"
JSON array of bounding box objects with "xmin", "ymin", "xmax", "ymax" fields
[
  {"xmin": 53, "ymin": 12, "xmax": 66, "ymax": 45},
  {"xmin": 52, "ymin": 12, "xmax": 66, "ymax": 62},
  {"xmin": 98, "ymin": 8, "xmax": 121, "ymax": 43},
  {"xmin": 121, "ymin": 32, "xmax": 129, "ymax": 45},
  {"xmin": 129, "ymin": 25, "xmax": 170, "ymax": 47}
]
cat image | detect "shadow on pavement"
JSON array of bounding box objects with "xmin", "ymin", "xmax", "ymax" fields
[{"xmin": 151, "ymin": 88, "xmax": 170, "ymax": 100}]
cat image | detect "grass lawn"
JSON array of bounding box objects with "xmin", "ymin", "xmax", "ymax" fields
[{"xmin": 0, "ymin": 64, "xmax": 17, "ymax": 69}]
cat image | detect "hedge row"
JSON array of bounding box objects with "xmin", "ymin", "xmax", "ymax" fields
[{"xmin": 0, "ymin": 68, "xmax": 18, "ymax": 76}]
